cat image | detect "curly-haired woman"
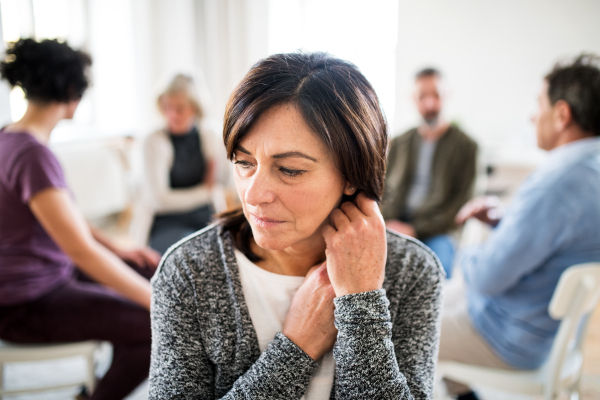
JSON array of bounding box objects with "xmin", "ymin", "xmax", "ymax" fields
[
  {"xmin": 150, "ymin": 52, "xmax": 444, "ymax": 399},
  {"xmin": 0, "ymin": 38, "xmax": 158, "ymax": 400}
]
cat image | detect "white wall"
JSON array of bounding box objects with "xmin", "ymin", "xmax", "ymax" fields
[
  {"xmin": 268, "ymin": 0, "xmax": 398, "ymax": 130},
  {"xmin": 394, "ymin": 0, "xmax": 600, "ymax": 165},
  {"xmin": 0, "ymin": 5, "xmax": 11, "ymax": 127}
]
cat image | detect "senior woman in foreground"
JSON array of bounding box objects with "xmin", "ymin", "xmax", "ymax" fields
[{"xmin": 149, "ymin": 52, "xmax": 444, "ymax": 399}]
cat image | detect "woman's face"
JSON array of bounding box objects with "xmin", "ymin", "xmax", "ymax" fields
[
  {"xmin": 233, "ymin": 104, "xmax": 352, "ymax": 252},
  {"xmin": 160, "ymin": 92, "xmax": 197, "ymax": 134}
]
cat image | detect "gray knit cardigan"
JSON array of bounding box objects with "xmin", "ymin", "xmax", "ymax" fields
[{"xmin": 149, "ymin": 224, "xmax": 444, "ymax": 399}]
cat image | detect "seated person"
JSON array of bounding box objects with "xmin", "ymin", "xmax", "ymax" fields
[
  {"xmin": 0, "ymin": 39, "xmax": 159, "ymax": 400},
  {"xmin": 132, "ymin": 74, "xmax": 222, "ymax": 254},
  {"xmin": 439, "ymin": 54, "xmax": 600, "ymax": 400},
  {"xmin": 381, "ymin": 68, "xmax": 478, "ymax": 277},
  {"xmin": 149, "ymin": 52, "xmax": 444, "ymax": 399}
]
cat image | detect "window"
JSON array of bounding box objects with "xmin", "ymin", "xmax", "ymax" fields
[
  {"xmin": 1, "ymin": 0, "xmax": 90, "ymax": 126},
  {"xmin": 268, "ymin": 0, "xmax": 399, "ymax": 128}
]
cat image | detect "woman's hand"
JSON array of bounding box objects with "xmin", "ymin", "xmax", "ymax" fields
[
  {"xmin": 116, "ymin": 247, "xmax": 161, "ymax": 270},
  {"xmin": 322, "ymin": 192, "xmax": 387, "ymax": 297},
  {"xmin": 282, "ymin": 263, "xmax": 337, "ymax": 361}
]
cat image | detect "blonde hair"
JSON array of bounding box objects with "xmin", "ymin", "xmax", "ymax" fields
[{"xmin": 157, "ymin": 74, "xmax": 203, "ymax": 119}]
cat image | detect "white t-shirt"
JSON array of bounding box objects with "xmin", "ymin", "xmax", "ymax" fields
[{"xmin": 235, "ymin": 249, "xmax": 335, "ymax": 400}]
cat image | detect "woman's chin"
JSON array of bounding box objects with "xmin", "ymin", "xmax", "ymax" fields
[{"xmin": 251, "ymin": 231, "xmax": 291, "ymax": 251}]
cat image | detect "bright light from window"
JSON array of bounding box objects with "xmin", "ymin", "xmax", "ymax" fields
[
  {"xmin": 268, "ymin": 0, "xmax": 398, "ymax": 128},
  {"xmin": 1, "ymin": 0, "xmax": 21, "ymax": 42},
  {"xmin": 33, "ymin": 0, "xmax": 69, "ymax": 40},
  {"xmin": 9, "ymin": 86, "xmax": 26, "ymax": 121},
  {"xmin": 1, "ymin": 0, "xmax": 91, "ymax": 125}
]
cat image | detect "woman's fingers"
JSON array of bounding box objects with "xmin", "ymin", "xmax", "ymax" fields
[
  {"xmin": 329, "ymin": 208, "xmax": 351, "ymax": 230},
  {"xmin": 143, "ymin": 248, "xmax": 162, "ymax": 268},
  {"xmin": 322, "ymin": 224, "xmax": 336, "ymax": 241},
  {"xmin": 305, "ymin": 261, "xmax": 326, "ymax": 280},
  {"xmin": 340, "ymin": 201, "xmax": 363, "ymax": 221},
  {"xmin": 354, "ymin": 192, "xmax": 380, "ymax": 217}
]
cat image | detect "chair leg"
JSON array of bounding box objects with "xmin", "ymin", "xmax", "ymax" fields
[
  {"xmin": 86, "ymin": 351, "xmax": 96, "ymax": 394},
  {"xmin": 0, "ymin": 361, "xmax": 3, "ymax": 400}
]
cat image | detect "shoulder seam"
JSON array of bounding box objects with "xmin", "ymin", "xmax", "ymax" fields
[{"xmin": 154, "ymin": 223, "xmax": 220, "ymax": 275}]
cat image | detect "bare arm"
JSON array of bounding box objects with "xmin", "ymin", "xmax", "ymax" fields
[
  {"xmin": 90, "ymin": 225, "xmax": 161, "ymax": 270},
  {"xmin": 29, "ymin": 188, "xmax": 152, "ymax": 309}
]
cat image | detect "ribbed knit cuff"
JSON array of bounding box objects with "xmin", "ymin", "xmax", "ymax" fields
[
  {"xmin": 240, "ymin": 332, "xmax": 319, "ymax": 396},
  {"xmin": 334, "ymin": 289, "xmax": 392, "ymax": 337}
]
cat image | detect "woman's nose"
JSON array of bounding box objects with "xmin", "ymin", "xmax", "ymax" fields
[{"xmin": 244, "ymin": 167, "xmax": 276, "ymax": 206}]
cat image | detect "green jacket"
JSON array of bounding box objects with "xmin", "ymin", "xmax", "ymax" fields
[{"xmin": 381, "ymin": 125, "xmax": 478, "ymax": 240}]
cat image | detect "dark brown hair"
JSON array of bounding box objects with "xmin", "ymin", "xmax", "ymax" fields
[
  {"xmin": 220, "ymin": 52, "xmax": 388, "ymax": 260},
  {"xmin": 415, "ymin": 67, "xmax": 441, "ymax": 81},
  {"xmin": 545, "ymin": 54, "xmax": 600, "ymax": 136}
]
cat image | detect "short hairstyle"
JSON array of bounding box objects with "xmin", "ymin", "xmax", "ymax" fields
[
  {"xmin": 415, "ymin": 67, "xmax": 441, "ymax": 80},
  {"xmin": 545, "ymin": 54, "xmax": 600, "ymax": 136},
  {"xmin": 0, "ymin": 38, "xmax": 91, "ymax": 103},
  {"xmin": 157, "ymin": 74, "xmax": 204, "ymax": 119},
  {"xmin": 220, "ymin": 52, "xmax": 388, "ymax": 260}
]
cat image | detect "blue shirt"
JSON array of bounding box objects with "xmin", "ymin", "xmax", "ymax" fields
[{"xmin": 460, "ymin": 137, "xmax": 600, "ymax": 369}]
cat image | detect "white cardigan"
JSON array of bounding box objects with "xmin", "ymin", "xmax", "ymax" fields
[{"xmin": 130, "ymin": 119, "xmax": 228, "ymax": 246}]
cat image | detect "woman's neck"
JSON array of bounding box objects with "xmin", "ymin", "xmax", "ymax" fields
[
  {"xmin": 251, "ymin": 234, "xmax": 327, "ymax": 277},
  {"xmin": 4, "ymin": 102, "xmax": 65, "ymax": 144},
  {"xmin": 168, "ymin": 119, "xmax": 197, "ymax": 136}
]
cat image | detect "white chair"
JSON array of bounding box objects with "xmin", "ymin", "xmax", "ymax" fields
[
  {"xmin": 0, "ymin": 340, "xmax": 99, "ymax": 398},
  {"xmin": 437, "ymin": 262, "xmax": 600, "ymax": 400}
]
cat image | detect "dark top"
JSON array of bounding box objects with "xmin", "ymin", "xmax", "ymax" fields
[
  {"xmin": 0, "ymin": 131, "xmax": 74, "ymax": 306},
  {"xmin": 149, "ymin": 225, "xmax": 444, "ymax": 399},
  {"xmin": 381, "ymin": 125, "xmax": 478, "ymax": 240},
  {"xmin": 169, "ymin": 126, "xmax": 206, "ymax": 189}
]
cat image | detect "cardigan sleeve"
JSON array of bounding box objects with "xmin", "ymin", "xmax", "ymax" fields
[
  {"xmin": 332, "ymin": 258, "xmax": 443, "ymax": 399},
  {"xmin": 143, "ymin": 130, "xmax": 212, "ymax": 214},
  {"xmin": 149, "ymin": 252, "xmax": 319, "ymax": 399}
]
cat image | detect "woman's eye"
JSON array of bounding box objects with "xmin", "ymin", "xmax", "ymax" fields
[
  {"xmin": 280, "ymin": 167, "xmax": 305, "ymax": 177},
  {"xmin": 234, "ymin": 160, "xmax": 253, "ymax": 169}
]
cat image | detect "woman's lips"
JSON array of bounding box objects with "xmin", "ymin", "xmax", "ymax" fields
[{"xmin": 250, "ymin": 213, "xmax": 285, "ymax": 229}]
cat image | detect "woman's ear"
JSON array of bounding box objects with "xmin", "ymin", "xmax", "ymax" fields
[{"xmin": 343, "ymin": 182, "xmax": 357, "ymax": 196}]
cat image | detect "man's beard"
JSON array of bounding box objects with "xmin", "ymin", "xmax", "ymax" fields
[{"xmin": 423, "ymin": 112, "xmax": 439, "ymax": 127}]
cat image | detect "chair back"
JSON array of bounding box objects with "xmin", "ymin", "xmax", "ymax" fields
[{"xmin": 545, "ymin": 263, "xmax": 600, "ymax": 394}]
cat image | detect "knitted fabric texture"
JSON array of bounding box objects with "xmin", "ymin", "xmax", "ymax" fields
[{"xmin": 149, "ymin": 225, "xmax": 444, "ymax": 399}]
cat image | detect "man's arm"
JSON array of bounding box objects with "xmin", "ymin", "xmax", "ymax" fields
[{"xmin": 460, "ymin": 188, "xmax": 573, "ymax": 296}]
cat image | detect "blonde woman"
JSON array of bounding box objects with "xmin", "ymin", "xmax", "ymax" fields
[{"xmin": 133, "ymin": 74, "xmax": 224, "ymax": 253}]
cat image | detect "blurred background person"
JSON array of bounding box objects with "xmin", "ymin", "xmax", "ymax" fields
[
  {"xmin": 0, "ymin": 38, "xmax": 159, "ymax": 400},
  {"xmin": 381, "ymin": 68, "xmax": 478, "ymax": 278},
  {"xmin": 440, "ymin": 54, "xmax": 600, "ymax": 400},
  {"xmin": 130, "ymin": 74, "xmax": 224, "ymax": 254}
]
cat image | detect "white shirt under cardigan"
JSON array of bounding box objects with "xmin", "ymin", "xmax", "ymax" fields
[
  {"xmin": 235, "ymin": 249, "xmax": 335, "ymax": 400},
  {"xmin": 129, "ymin": 118, "xmax": 229, "ymax": 246}
]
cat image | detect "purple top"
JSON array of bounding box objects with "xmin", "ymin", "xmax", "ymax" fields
[{"xmin": 0, "ymin": 131, "xmax": 74, "ymax": 306}]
